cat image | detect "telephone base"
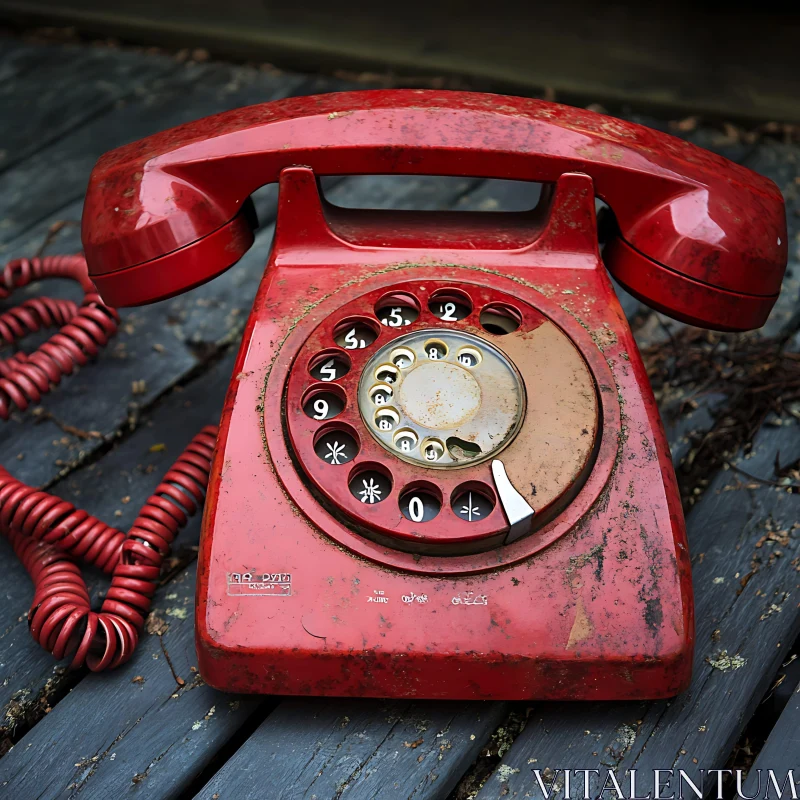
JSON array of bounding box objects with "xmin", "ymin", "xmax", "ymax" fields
[{"xmin": 195, "ymin": 168, "xmax": 693, "ymax": 701}]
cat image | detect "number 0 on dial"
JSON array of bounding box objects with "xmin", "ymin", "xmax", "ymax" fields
[{"xmin": 400, "ymin": 489, "xmax": 441, "ymax": 522}]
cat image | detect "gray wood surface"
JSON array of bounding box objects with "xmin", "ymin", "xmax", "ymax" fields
[
  {"xmin": 742, "ymin": 679, "xmax": 800, "ymax": 796},
  {"xmin": 0, "ymin": 34, "xmax": 797, "ymax": 800},
  {"xmin": 0, "ymin": 34, "xmax": 66, "ymax": 83},
  {"xmin": 0, "ymin": 43, "xmax": 177, "ymax": 173},
  {"xmin": 1, "ymin": 3, "xmax": 799, "ymax": 123}
]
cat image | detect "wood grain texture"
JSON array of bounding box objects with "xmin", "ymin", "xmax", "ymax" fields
[
  {"xmin": 0, "ymin": 511, "xmax": 265, "ymax": 800},
  {"xmin": 0, "ymin": 351, "xmax": 234, "ymax": 721},
  {"xmin": 0, "ymin": 2, "xmax": 799, "ymax": 122},
  {"xmin": 0, "ymin": 44, "xmax": 177, "ymax": 174},
  {"xmin": 0, "ymin": 34, "xmax": 67, "ymax": 83},
  {"xmin": 0, "ymin": 60, "xmax": 307, "ymax": 246},
  {"xmin": 194, "ymin": 699, "xmax": 508, "ymax": 800},
  {"xmin": 742, "ymin": 679, "xmax": 800, "ymax": 796}
]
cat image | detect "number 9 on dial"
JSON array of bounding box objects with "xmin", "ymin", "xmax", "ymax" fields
[{"xmin": 303, "ymin": 390, "xmax": 344, "ymax": 420}]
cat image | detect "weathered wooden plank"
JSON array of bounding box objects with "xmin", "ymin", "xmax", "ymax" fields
[
  {"xmin": 0, "ymin": 44, "xmax": 178, "ymax": 174},
  {"xmin": 2, "ymin": 2, "xmax": 800, "ymax": 123},
  {"xmin": 742, "ymin": 678, "xmax": 800, "ymax": 796},
  {"xmin": 615, "ymin": 431, "xmax": 800, "ymax": 785},
  {"xmin": 194, "ymin": 699, "xmax": 507, "ymax": 800},
  {"xmin": 0, "ymin": 35, "xmax": 70, "ymax": 83},
  {"xmin": 0, "ymin": 58, "xmax": 307, "ymax": 247}
]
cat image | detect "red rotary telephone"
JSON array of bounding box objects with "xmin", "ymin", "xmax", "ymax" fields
[{"xmin": 0, "ymin": 91, "xmax": 786, "ymax": 698}]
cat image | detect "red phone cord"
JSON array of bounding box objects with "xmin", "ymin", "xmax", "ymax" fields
[{"xmin": 0, "ymin": 255, "xmax": 217, "ymax": 671}]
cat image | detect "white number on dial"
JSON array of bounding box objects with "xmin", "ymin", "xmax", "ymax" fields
[
  {"xmin": 312, "ymin": 399, "xmax": 329, "ymax": 419},
  {"xmin": 344, "ymin": 328, "xmax": 366, "ymax": 349},
  {"xmin": 320, "ymin": 359, "xmax": 338, "ymax": 381},
  {"xmin": 381, "ymin": 307, "xmax": 405, "ymax": 327},
  {"xmin": 408, "ymin": 495, "xmax": 424, "ymax": 522},
  {"xmin": 439, "ymin": 302, "xmax": 457, "ymax": 321}
]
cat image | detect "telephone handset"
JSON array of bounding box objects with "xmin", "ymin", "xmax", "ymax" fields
[
  {"xmin": 83, "ymin": 90, "xmax": 786, "ymax": 330},
  {"xmin": 0, "ymin": 91, "xmax": 786, "ymax": 697}
]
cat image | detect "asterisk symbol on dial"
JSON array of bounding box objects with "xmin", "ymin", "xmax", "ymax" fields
[
  {"xmin": 358, "ymin": 478, "xmax": 383, "ymax": 504},
  {"xmin": 325, "ymin": 440, "xmax": 347, "ymax": 464},
  {"xmin": 460, "ymin": 492, "xmax": 481, "ymax": 521}
]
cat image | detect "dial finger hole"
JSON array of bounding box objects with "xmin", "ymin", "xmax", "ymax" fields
[
  {"xmin": 302, "ymin": 385, "xmax": 346, "ymax": 420},
  {"xmin": 423, "ymin": 339, "xmax": 448, "ymax": 360},
  {"xmin": 452, "ymin": 484, "xmax": 496, "ymax": 522},
  {"xmin": 375, "ymin": 292, "xmax": 420, "ymax": 328},
  {"xmin": 480, "ymin": 303, "xmax": 522, "ymax": 335},
  {"xmin": 369, "ymin": 382, "xmax": 394, "ymax": 406},
  {"xmin": 429, "ymin": 288, "xmax": 472, "ymax": 321},
  {"xmin": 375, "ymin": 363, "xmax": 399, "ymax": 385},
  {"xmin": 390, "ymin": 347, "xmax": 415, "ymax": 369},
  {"xmin": 420, "ymin": 437, "xmax": 446, "ymax": 463},
  {"xmin": 399, "ymin": 483, "xmax": 442, "ymax": 522},
  {"xmin": 446, "ymin": 436, "xmax": 483, "ymax": 461},
  {"xmin": 348, "ymin": 464, "xmax": 392, "ymax": 505},
  {"xmin": 309, "ymin": 350, "xmax": 351, "ymax": 382},
  {"xmin": 393, "ymin": 428, "xmax": 419, "ymax": 454},
  {"xmin": 374, "ymin": 407, "xmax": 400, "ymax": 431},
  {"xmin": 456, "ymin": 346, "xmax": 482, "ymax": 368},
  {"xmin": 333, "ymin": 317, "xmax": 380, "ymax": 350},
  {"xmin": 314, "ymin": 426, "xmax": 359, "ymax": 466}
]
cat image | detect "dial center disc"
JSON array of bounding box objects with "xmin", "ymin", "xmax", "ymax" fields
[
  {"xmin": 358, "ymin": 328, "xmax": 525, "ymax": 468},
  {"xmin": 398, "ymin": 361, "xmax": 481, "ymax": 429}
]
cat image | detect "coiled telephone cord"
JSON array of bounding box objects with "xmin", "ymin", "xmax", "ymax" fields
[{"xmin": 0, "ymin": 255, "xmax": 217, "ymax": 670}]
